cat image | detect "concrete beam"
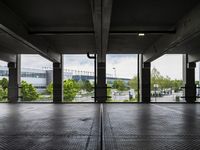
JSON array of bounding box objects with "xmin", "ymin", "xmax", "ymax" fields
[
  {"xmin": 143, "ymin": 3, "xmax": 200, "ymax": 62},
  {"xmin": 91, "ymin": 0, "xmax": 102, "ymax": 52},
  {"xmin": 91, "ymin": 0, "xmax": 113, "ymax": 62},
  {"xmin": 0, "ymin": 49, "xmax": 16, "ymax": 62},
  {"xmin": 0, "ymin": 1, "xmax": 60, "ymax": 63},
  {"xmin": 188, "ymin": 54, "xmax": 200, "ymax": 63},
  {"xmin": 91, "ymin": 0, "xmax": 112, "ymax": 102},
  {"xmin": 102, "ymin": 0, "xmax": 113, "ymax": 55}
]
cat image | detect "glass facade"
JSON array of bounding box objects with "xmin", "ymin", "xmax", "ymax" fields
[
  {"xmin": 0, "ymin": 69, "xmax": 46, "ymax": 78},
  {"xmin": 21, "ymin": 72, "xmax": 46, "ymax": 78},
  {"xmin": 0, "ymin": 70, "xmax": 9, "ymax": 76}
]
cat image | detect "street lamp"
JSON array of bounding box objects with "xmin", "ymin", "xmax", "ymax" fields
[{"xmin": 113, "ymin": 67, "xmax": 116, "ymax": 78}]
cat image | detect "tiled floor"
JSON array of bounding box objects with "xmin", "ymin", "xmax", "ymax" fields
[
  {"xmin": 104, "ymin": 104, "xmax": 200, "ymax": 150},
  {"xmin": 0, "ymin": 104, "xmax": 100, "ymax": 150},
  {"xmin": 0, "ymin": 103, "xmax": 200, "ymax": 150}
]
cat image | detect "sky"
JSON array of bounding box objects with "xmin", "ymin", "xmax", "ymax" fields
[
  {"xmin": 151, "ymin": 54, "xmax": 183, "ymax": 80},
  {"xmin": 106, "ymin": 54, "xmax": 137, "ymax": 78},
  {"xmin": 152, "ymin": 55, "xmax": 199, "ymax": 80},
  {"xmin": 0, "ymin": 54, "xmax": 199, "ymax": 80}
]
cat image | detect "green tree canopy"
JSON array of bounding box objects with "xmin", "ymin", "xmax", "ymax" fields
[
  {"xmin": 47, "ymin": 81, "xmax": 53, "ymax": 96},
  {"xmin": 0, "ymin": 78, "xmax": 8, "ymax": 101},
  {"xmin": 63, "ymin": 79, "xmax": 80, "ymax": 101},
  {"xmin": 0, "ymin": 78, "xmax": 8, "ymax": 90},
  {"xmin": 151, "ymin": 67, "xmax": 183, "ymax": 91},
  {"xmin": 128, "ymin": 68, "xmax": 183, "ymax": 93},
  {"xmin": 79, "ymin": 80, "xmax": 93, "ymax": 92},
  {"xmin": 21, "ymin": 81, "xmax": 39, "ymax": 101},
  {"xmin": 46, "ymin": 79, "xmax": 80, "ymax": 102},
  {"xmin": 128, "ymin": 76, "xmax": 138, "ymax": 91},
  {"xmin": 0, "ymin": 86, "xmax": 7, "ymax": 101},
  {"xmin": 112, "ymin": 80, "xmax": 126, "ymax": 91}
]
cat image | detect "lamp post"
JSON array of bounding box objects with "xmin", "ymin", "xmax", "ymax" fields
[{"xmin": 113, "ymin": 67, "xmax": 116, "ymax": 78}]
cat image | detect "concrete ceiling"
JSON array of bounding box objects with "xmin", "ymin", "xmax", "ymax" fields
[{"xmin": 0, "ymin": 0, "xmax": 200, "ymax": 62}]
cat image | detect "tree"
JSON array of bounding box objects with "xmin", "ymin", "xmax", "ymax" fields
[
  {"xmin": 151, "ymin": 67, "xmax": 162, "ymax": 89},
  {"xmin": 151, "ymin": 67, "xmax": 183, "ymax": 92},
  {"xmin": 47, "ymin": 80, "xmax": 80, "ymax": 102},
  {"xmin": 0, "ymin": 86, "xmax": 7, "ymax": 101},
  {"xmin": 128, "ymin": 76, "xmax": 138, "ymax": 91},
  {"xmin": 112, "ymin": 80, "xmax": 126, "ymax": 91},
  {"xmin": 63, "ymin": 79, "xmax": 80, "ymax": 102},
  {"xmin": 46, "ymin": 82, "xmax": 53, "ymax": 97},
  {"xmin": 0, "ymin": 78, "xmax": 8, "ymax": 101},
  {"xmin": 80, "ymin": 80, "xmax": 93, "ymax": 92},
  {"xmin": 107, "ymin": 84, "xmax": 112, "ymax": 102},
  {"xmin": 0, "ymin": 78, "xmax": 8, "ymax": 90},
  {"xmin": 21, "ymin": 81, "xmax": 39, "ymax": 101},
  {"xmin": 172, "ymin": 79, "xmax": 183, "ymax": 92}
]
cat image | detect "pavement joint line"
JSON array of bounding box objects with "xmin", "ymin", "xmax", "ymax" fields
[{"xmin": 152, "ymin": 104, "xmax": 186, "ymax": 115}]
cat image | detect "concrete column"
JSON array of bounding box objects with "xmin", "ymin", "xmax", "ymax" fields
[
  {"xmin": 96, "ymin": 56, "xmax": 107, "ymax": 103},
  {"xmin": 53, "ymin": 57, "xmax": 63, "ymax": 103},
  {"xmin": 8, "ymin": 55, "xmax": 20, "ymax": 103},
  {"xmin": 139, "ymin": 54, "xmax": 151, "ymax": 103},
  {"xmin": 183, "ymin": 54, "xmax": 196, "ymax": 103}
]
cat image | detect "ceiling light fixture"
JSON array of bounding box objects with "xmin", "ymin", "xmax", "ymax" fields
[{"xmin": 138, "ymin": 33, "xmax": 145, "ymax": 37}]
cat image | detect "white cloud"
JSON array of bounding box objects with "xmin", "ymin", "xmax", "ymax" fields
[
  {"xmin": 64, "ymin": 54, "xmax": 137, "ymax": 79},
  {"xmin": 106, "ymin": 54, "xmax": 137, "ymax": 78},
  {"xmin": 152, "ymin": 54, "xmax": 200, "ymax": 81},
  {"xmin": 4, "ymin": 54, "xmax": 198, "ymax": 81},
  {"xmin": 21, "ymin": 55, "xmax": 52, "ymax": 69},
  {"xmin": 0, "ymin": 60, "xmax": 7, "ymax": 66},
  {"xmin": 64, "ymin": 55, "xmax": 94, "ymax": 72},
  {"xmin": 151, "ymin": 54, "xmax": 183, "ymax": 80}
]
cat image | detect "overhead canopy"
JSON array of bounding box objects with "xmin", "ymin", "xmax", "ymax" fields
[{"xmin": 0, "ymin": 0, "xmax": 200, "ymax": 62}]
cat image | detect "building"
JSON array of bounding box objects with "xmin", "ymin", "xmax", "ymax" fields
[{"xmin": 0, "ymin": 66, "xmax": 130, "ymax": 93}]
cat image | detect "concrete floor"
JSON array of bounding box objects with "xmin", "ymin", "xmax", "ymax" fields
[{"xmin": 0, "ymin": 104, "xmax": 200, "ymax": 150}]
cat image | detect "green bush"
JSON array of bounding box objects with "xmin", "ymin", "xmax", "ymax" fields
[
  {"xmin": 63, "ymin": 79, "xmax": 80, "ymax": 102},
  {"xmin": 0, "ymin": 78, "xmax": 8, "ymax": 101},
  {"xmin": 21, "ymin": 81, "xmax": 39, "ymax": 101},
  {"xmin": 0, "ymin": 78, "xmax": 8, "ymax": 90},
  {"xmin": 78, "ymin": 80, "xmax": 93, "ymax": 92},
  {"xmin": 46, "ymin": 79, "xmax": 80, "ymax": 102},
  {"xmin": 0, "ymin": 86, "xmax": 7, "ymax": 101},
  {"xmin": 112, "ymin": 80, "xmax": 127, "ymax": 91},
  {"xmin": 46, "ymin": 82, "xmax": 53, "ymax": 98}
]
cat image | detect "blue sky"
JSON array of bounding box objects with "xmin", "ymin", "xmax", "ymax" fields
[{"xmin": 0, "ymin": 54, "xmax": 199, "ymax": 80}]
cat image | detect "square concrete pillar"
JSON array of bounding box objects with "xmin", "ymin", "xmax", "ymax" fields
[
  {"xmin": 53, "ymin": 61, "xmax": 63, "ymax": 103},
  {"xmin": 96, "ymin": 62, "xmax": 107, "ymax": 103},
  {"xmin": 183, "ymin": 54, "xmax": 196, "ymax": 103},
  {"xmin": 8, "ymin": 55, "xmax": 20, "ymax": 103},
  {"xmin": 139, "ymin": 54, "xmax": 151, "ymax": 103}
]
